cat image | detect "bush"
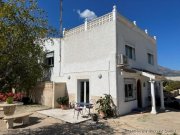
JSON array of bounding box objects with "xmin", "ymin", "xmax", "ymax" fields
[
  {"xmin": 96, "ymin": 94, "xmax": 116, "ymax": 117},
  {"xmin": 22, "ymin": 97, "xmax": 30, "ymax": 105},
  {"xmin": 6, "ymin": 97, "xmax": 13, "ymax": 104},
  {"xmin": 0, "ymin": 92, "xmax": 24, "ymax": 102},
  {"xmin": 163, "ymin": 80, "xmax": 180, "ymax": 91},
  {"xmin": 167, "ymin": 101, "xmax": 180, "ymax": 110},
  {"xmin": 56, "ymin": 96, "xmax": 69, "ymax": 105}
]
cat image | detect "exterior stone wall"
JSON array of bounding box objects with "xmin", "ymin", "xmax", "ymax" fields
[
  {"xmin": 31, "ymin": 82, "xmax": 66, "ymax": 108},
  {"xmin": 30, "ymin": 82, "xmax": 53, "ymax": 107}
]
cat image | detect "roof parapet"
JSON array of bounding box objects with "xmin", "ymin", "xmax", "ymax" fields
[
  {"xmin": 133, "ymin": 21, "xmax": 137, "ymax": 26},
  {"xmin": 145, "ymin": 29, "xmax": 148, "ymax": 34},
  {"xmin": 63, "ymin": 6, "xmax": 156, "ymax": 43}
]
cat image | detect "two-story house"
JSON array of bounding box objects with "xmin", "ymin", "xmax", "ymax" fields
[{"xmin": 44, "ymin": 6, "xmax": 165, "ymax": 115}]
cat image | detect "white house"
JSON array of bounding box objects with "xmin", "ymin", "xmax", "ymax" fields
[
  {"xmin": 44, "ymin": 6, "xmax": 165, "ymax": 115},
  {"xmin": 166, "ymin": 76, "xmax": 180, "ymax": 81}
]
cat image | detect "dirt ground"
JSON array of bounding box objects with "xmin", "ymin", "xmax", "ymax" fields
[{"xmin": 0, "ymin": 105, "xmax": 179, "ymax": 135}]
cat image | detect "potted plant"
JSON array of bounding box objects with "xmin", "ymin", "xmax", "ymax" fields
[
  {"xmin": 91, "ymin": 113, "xmax": 98, "ymax": 122},
  {"xmin": 6, "ymin": 97, "xmax": 14, "ymax": 104},
  {"xmin": 56, "ymin": 96, "xmax": 69, "ymax": 110},
  {"xmin": 4, "ymin": 96, "xmax": 16, "ymax": 116},
  {"xmin": 96, "ymin": 94, "xmax": 115, "ymax": 118}
]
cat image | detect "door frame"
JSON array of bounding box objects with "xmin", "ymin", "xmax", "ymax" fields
[
  {"xmin": 77, "ymin": 79, "xmax": 90, "ymax": 103},
  {"xmin": 137, "ymin": 79, "xmax": 142, "ymax": 108}
]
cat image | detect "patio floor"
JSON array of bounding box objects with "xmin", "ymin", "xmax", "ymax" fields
[
  {"xmin": 37, "ymin": 109, "xmax": 91, "ymax": 124},
  {"xmin": 0, "ymin": 105, "xmax": 180, "ymax": 134}
]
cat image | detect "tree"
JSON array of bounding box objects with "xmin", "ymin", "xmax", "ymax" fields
[{"xmin": 0, "ymin": 0, "xmax": 55, "ymax": 92}]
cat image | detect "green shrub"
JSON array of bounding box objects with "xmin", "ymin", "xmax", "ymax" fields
[
  {"xmin": 163, "ymin": 80, "xmax": 180, "ymax": 91},
  {"xmin": 6, "ymin": 97, "xmax": 14, "ymax": 104},
  {"xmin": 56, "ymin": 96, "xmax": 69, "ymax": 105},
  {"xmin": 96, "ymin": 94, "xmax": 115, "ymax": 117}
]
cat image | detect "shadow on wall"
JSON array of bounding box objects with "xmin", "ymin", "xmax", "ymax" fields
[
  {"xmin": 53, "ymin": 83, "xmax": 69, "ymax": 108},
  {"xmin": 29, "ymin": 82, "xmax": 68, "ymax": 108},
  {"xmin": 29, "ymin": 82, "xmax": 46, "ymax": 104}
]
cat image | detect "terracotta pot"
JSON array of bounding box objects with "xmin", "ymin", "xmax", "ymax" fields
[
  {"xmin": 99, "ymin": 111, "xmax": 105, "ymax": 118},
  {"xmin": 60, "ymin": 104, "xmax": 68, "ymax": 110}
]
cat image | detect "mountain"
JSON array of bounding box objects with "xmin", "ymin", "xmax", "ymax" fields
[{"xmin": 158, "ymin": 66, "xmax": 180, "ymax": 76}]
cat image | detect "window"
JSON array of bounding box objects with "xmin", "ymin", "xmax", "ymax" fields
[
  {"xmin": 125, "ymin": 45, "xmax": 135, "ymax": 60},
  {"xmin": 124, "ymin": 79, "xmax": 136, "ymax": 101},
  {"xmin": 46, "ymin": 51, "xmax": 54, "ymax": 67},
  {"xmin": 147, "ymin": 53, "xmax": 154, "ymax": 65}
]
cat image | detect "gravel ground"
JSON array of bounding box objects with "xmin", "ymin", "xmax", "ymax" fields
[{"xmin": 0, "ymin": 105, "xmax": 180, "ymax": 135}]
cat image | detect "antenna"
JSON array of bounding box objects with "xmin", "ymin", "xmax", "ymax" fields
[
  {"xmin": 60, "ymin": 0, "xmax": 63, "ymax": 37},
  {"xmin": 59, "ymin": 0, "xmax": 63, "ymax": 76}
]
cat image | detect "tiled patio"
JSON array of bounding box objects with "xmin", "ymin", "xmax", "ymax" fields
[
  {"xmin": 38, "ymin": 109, "xmax": 91, "ymax": 124},
  {"xmin": 0, "ymin": 105, "xmax": 180, "ymax": 134}
]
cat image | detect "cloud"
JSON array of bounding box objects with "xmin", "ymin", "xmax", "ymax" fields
[{"xmin": 77, "ymin": 9, "xmax": 97, "ymax": 21}]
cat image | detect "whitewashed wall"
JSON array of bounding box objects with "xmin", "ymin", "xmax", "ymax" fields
[
  {"xmin": 43, "ymin": 10, "xmax": 159, "ymax": 115},
  {"xmin": 44, "ymin": 38, "xmax": 60, "ymax": 81},
  {"xmin": 115, "ymin": 16, "xmax": 158, "ymax": 114},
  {"xmin": 166, "ymin": 76, "xmax": 180, "ymax": 81},
  {"xmin": 116, "ymin": 18, "xmax": 158, "ymax": 73},
  {"xmin": 59, "ymin": 21, "xmax": 117, "ymax": 101}
]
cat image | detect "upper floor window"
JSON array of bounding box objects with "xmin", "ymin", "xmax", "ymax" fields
[
  {"xmin": 147, "ymin": 53, "xmax": 154, "ymax": 65},
  {"xmin": 125, "ymin": 45, "xmax": 135, "ymax": 60},
  {"xmin": 46, "ymin": 51, "xmax": 54, "ymax": 67}
]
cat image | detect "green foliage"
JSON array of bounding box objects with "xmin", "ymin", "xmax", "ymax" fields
[
  {"xmin": 0, "ymin": 0, "xmax": 56, "ymax": 92},
  {"xmin": 6, "ymin": 96, "xmax": 13, "ymax": 104},
  {"xmin": 56, "ymin": 96, "xmax": 69, "ymax": 105},
  {"xmin": 96, "ymin": 94, "xmax": 115, "ymax": 117},
  {"xmin": 163, "ymin": 80, "xmax": 180, "ymax": 91}
]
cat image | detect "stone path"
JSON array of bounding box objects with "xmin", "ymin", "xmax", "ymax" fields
[{"xmin": 0, "ymin": 105, "xmax": 179, "ymax": 135}]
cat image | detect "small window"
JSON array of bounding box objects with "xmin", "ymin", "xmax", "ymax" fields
[
  {"xmin": 125, "ymin": 45, "xmax": 135, "ymax": 60},
  {"xmin": 46, "ymin": 51, "xmax": 54, "ymax": 67},
  {"xmin": 124, "ymin": 79, "xmax": 136, "ymax": 102},
  {"xmin": 147, "ymin": 53, "xmax": 154, "ymax": 65}
]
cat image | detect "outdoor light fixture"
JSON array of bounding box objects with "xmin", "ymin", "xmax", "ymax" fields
[
  {"xmin": 67, "ymin": 75, "xmax": 71, "ymax": 80},
  {"xmin": 143, "ymin": 82, "xmax": 146, "ymax": 87},
  {"xmin": 98, "ymin": 74, "xmax": 102, "ymax": 79}
]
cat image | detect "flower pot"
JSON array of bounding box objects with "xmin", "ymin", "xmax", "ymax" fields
[
  {"xmin": 99, "ymin": 111, "xmax": 105, "ymax": 118},
  {"xmin": 91, "ymin": 113, "xmax": 98, "ymax": 121},
  {"xmin": 60, "ymin": 104, "xmax": 68, "ymax": 110},
  {"xmin": 3, "ymin": 105, "xmax": 16, "ymax": 116}
]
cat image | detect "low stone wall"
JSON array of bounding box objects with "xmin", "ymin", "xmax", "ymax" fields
[
  {"xmin": 164, "ymin": 89, "xmax": 180, "ymax": 97},
  {"xmin": 166, "ymin": 76, "xmax": 180, "ymax": 81},
  {"xmin": 30, "ymin": 82, "xmax": 66, "ymax": 108},
  {"xmin": 30, "ymin": 82, "xmax": 53, "ymax": 107},
  {"xmin": 170, "ymin": 89, "xmax": 180, "ymax": 97}
]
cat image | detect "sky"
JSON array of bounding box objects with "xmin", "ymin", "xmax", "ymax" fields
[{"xmin": 38, "ymin": 0, "xmax": 180, "ymax": 70}]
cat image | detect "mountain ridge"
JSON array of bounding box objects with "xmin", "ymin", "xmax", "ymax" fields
[{"xmin": 158, "ymin": 66, "xmax": 180, "ymax": 76}]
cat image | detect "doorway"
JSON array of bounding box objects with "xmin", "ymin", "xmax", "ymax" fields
[
  {"xmin": 79, "ymin": 80, "xmax": 89, "ymax": 103},
  {"xmin": 137, "ymin": 80, "xmax": 142, "ymax": 108}
]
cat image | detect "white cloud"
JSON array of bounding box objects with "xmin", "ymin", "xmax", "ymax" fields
[{"xmin": 77, "ymin": 9, "xmax": 97, "ymax": 21}]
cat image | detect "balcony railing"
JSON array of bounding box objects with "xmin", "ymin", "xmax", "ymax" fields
[{"xmin": 64, "ymin": 12, "xmax": 113, "ymax": 37}]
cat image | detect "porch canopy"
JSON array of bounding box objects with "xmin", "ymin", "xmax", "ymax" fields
[
  {"xmin": 119, "ymin": 66, "xmax": 166, "ymax": 114},
  {"xmin": 134, "ymin": 68, "xmax": 166, "ymax": 114}
]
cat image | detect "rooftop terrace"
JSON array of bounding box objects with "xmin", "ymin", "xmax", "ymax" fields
[{"xmin": 63, "ymin": 6, "xmax": 156, "ymax": 43}]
